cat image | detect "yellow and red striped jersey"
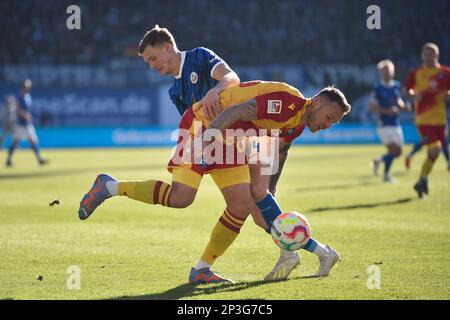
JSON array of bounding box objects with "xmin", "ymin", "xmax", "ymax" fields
[
  {"xmin": 192, "ymin": 80, "xmax": 310, "ymax": 136},
  {"xmin": 404, "ymin": 64, "xmax": 450, "ymax": 125}
]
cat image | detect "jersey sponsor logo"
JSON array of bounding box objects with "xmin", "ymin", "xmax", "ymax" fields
[
  {"xmin": 190, "ymin": 72, "xmax": 198, "ymax": 84},
  {"xmin": 267, "ymin": 100, "xmax": 282, "ymax": 114}
]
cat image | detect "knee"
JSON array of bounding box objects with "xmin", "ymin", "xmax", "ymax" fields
[
  {"xmin": 428, "ymin": 148, "xmax": 440, "ymax": 160},
  {"xmin": 389, "ymin": 145, "xmax": 402, "ymax": 157},
  {"xmin": 393, "ymin": 148, "xmax": 402, "ymax": 157},
  {"xmin": 168, "ymin": 189, "xmax": 195, "ymax": 208},
  {"xmin": 169, "ymin": 196, "xmax": 194, "ymax": 208}
]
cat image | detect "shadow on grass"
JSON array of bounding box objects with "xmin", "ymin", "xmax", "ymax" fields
[
  {"xmin": 294, "ymin": 171, "xmax": 413, "ymax": 194},
  {"xmin": 110, "ymin": 277, "xmax": 300, "ymax": 300},
  {"xmin": 293, "ymin": 180, "xmax": 378, "ymax": 193},
  {"xmin": 307, "ymin": 197, "xmax": 415, "ymax": 213},
  {"xmin": 358, "ymin": 171, "xmax": 409, "ymax": 179},
  {"xmin": 0, "ymin": 164, "xmax": 163, "ymax": 180}
]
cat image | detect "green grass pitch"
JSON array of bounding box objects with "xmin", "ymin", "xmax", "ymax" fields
[{"xmin": 0, "ymin": 145, "xmax": 449, "ymax": 300}]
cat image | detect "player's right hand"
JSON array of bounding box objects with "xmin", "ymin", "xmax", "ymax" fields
[
  {"xmin": 201, "ymin": 88, "xmax": 221, "ymax": 120},
  {"xmin": 387, "ymin": 106, "xmax": 400, "ymax": 115}
]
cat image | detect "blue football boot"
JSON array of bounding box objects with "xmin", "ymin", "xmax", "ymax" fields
[
  {"xmin": 188, "ymin": 267, "xmax": 234, "ymax": 285},
  {"xmin": 78, "ymin": 174, "xmax": 116, "ymax": 220}
]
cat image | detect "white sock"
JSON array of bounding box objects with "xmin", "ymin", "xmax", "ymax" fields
[
  {"xmin": 312, "ymin": 243, "xmax": 330, "ymax": 258},
  {"xmin": 194, "ymin": 260, "xmax": 211, "ymax": 270},
  {"xmin": 106, "ymin": 180, "xmax": 118, "ymax": 196},
  {"xmin": 281, "ymin": 248, "xmax": 297, "ymax": 258}
]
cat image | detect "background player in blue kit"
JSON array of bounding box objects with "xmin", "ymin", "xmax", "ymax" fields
[
  {"xmin": 369, "ymin": 60, "xmax": 410, "ymax": 182},
  {"xmin": 138, "ymin": 25, "xmax": 240, "ymax": 119},
  {"xmin": 0, "ymin": 95, "xmax": 17, "ymax": 149},
  {"xmin": 5, "ymin": 79, "xmax": 47, "ymax": 167}
]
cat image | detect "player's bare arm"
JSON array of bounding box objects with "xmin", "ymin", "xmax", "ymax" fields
[
  {"xmin": 269, "ymin": 140, "xmax": 292, "ymax": 195},
  {"xmin": 368, "ymin": 97, "xmax": 381, "ymax": 114},
  {"xmin": 201, "ymin": 63, "xmax": 240, "ymax": 120},
  {"xmin": 369, "ymin": 97, "xmax": 387, "ymax": 114},
  {"xmin": 397, "ymin": 97, "xmax": 412, "ymax": 112},
  {"xmin": 368, "ymin": 93, "xmax": 385, "ymax": 115},
  {"xmin": 403, "ymin": 87, "xmax": 422, "ymax": 102},
  {"xmin": 207, "ymin": 98, "xmax": 258, "ymax": 132}
]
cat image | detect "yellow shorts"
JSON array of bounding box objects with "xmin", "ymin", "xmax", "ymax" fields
[{"xmin": 172, "ymin": 165, "xmax": 250, "ymax": 190}]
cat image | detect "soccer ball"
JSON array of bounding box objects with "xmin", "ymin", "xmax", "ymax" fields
[{"xmin": 271, "ymin": 211, "xmax": 311, "ymax": 251}]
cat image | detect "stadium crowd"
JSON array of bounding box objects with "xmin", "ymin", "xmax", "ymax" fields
[{"xmin": 1, "ymin": 0, "xmax": 449, "ymax": 67}]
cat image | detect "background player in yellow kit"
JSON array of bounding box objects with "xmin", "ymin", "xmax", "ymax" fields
[{"xmin": 403, "ymin": 43, "xmax": 450, "ymax": 198}]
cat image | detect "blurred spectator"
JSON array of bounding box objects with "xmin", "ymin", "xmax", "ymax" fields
[{"xmin": 0, "ymin": 0, "xmax": 448, "ymax": 67}]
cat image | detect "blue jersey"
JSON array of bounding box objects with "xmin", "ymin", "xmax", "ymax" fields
[
  {"xmin": 373, "ymin": 80, "xmax": 402, "ymax": 126},
  {"xmin": 169, "ymin": 47, "xmax": 224, "ymax": 115},
  {"xmin": 16, "ymin": 92, "xmax": 32, "ymax": 126}
]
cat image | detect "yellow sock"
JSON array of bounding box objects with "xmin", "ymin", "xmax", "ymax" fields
[
  {"xmin": 200, "ymin": 209, "xmax": 246, "ymax": 265},
  {"xmin": 420, "ymin": 157, "xmax": 435, "ymax": 178},
  {"xmin": 118, "ymin": 180, "xmax": 172, "ymax": 206}
]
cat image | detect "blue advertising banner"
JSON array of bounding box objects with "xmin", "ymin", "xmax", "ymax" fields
[
  {"xmin": 295, "ymin": 124, "xmax": 422, "ymax": 145},
  {"xmin": 0, "ymin": 87, "xmax": 159, "ymax": 127},
  {"xmin": 0, "ymin": 124, "xmax": 423, "ymax": 148}
]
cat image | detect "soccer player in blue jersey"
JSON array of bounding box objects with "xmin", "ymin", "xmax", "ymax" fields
[
  {"xmin": 138, "ymin": 25, "xmax": 240, "ymax": 119},
  {"xmin": 5, "ymin": 79, "xmax": 47, "ymax": 167},
  {"xmin": 369, "ymin": 60, "xmax": 410, "ymax": 182}
]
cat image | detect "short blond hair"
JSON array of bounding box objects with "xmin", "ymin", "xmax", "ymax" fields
[
  {"xmin": 422, "ymin": 42, "xmax": 439, "ymax": 55},
  {"xmin": 377, "ymin": 59, "xmax": 395, "ymax": 72}
]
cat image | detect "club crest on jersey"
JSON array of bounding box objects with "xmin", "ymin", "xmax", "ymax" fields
[
  {"xmin": 190, "ymin": 72, "xmax": 198, "ymax": 84},
  {"xmin": 267, "ymin": 100, "xmax": 282, "ymax": 114}
]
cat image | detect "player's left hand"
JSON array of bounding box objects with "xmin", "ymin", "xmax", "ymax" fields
[
  {"xmin": 387, "ymin": 106, "xmax": 400, "ymax": 115},
  {"xmin": 201, "ymin": 88, "xmax": 221, "ymax": 120}
]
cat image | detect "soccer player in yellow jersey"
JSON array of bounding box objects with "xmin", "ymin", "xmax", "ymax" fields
[
  {"xmin": 78, "ymin": 81, "xmax": 351, "ymax": 284},
  {"xmin": 403, "ymin": 43, "xmax": 450, "ymax": 198}
]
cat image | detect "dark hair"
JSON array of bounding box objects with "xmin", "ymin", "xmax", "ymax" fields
[
  {"xmin": 316, "ymin": 86, "xmax": 351, "ymax": 115},
  {"xmin": 138, "ymin": 24, "xmax": 175, "ymax": 56}
]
